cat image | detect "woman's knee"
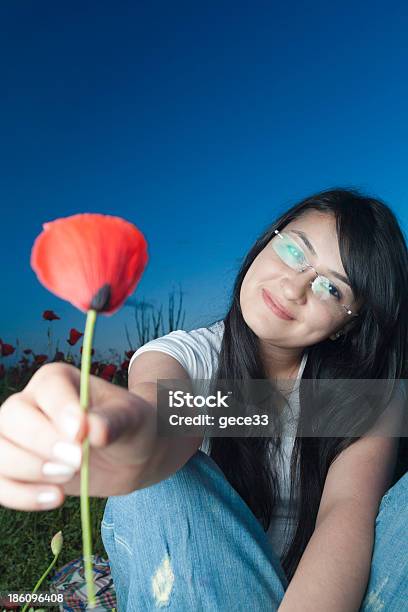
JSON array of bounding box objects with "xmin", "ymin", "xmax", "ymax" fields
[
  {"xmin": 102, "ymin": 446, "xmax": 279, "ymax": 565},
  {"xmin": 104, "ymin": 450, "xmax": 223, "ymax": 543},
  {"xmin": 360, "ymin": 472, "xmax": 408, "ymax": 611},
  {"xmin": 101, "ymin": 449, "xmax": 288, "ymax": 610},
  {"xmin": 376, "ymin": 470, "xmax": 408, "ymax": 523}
]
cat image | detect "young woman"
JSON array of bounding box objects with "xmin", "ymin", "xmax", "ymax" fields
[
  {"xmin": 0, "ymin": 188, "xmax": 406, "ymax": 611},
  {"xmin": 102, "ymin": 189, "xmax": 408, "ymax": 611}
]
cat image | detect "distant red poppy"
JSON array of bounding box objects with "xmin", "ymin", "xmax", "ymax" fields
[
  {"xmin": 121, "ymin": 359, "xmax": 130, "ymax": 371},
  {"xmin": 90, "ymin": 361, "xmax": 100, "ymax": 375},
  {"xmin": 0, "ymin": 364, "xmax": 5, "ymax": 379},
  {"xmin": 125, "ymin": 350, "xmax": 134, "ymax": 359},
  {"xmin": 31, "ymin": 214, "xmax": 148, "ymax": 315},
  {"xmin": 53, "ymin": 351, "xmax": 65, "ymax": 361},
  {"xmin": 67, "ymin": 328, "xmax": 83, "ymax": 346},
  {"xmin": 80, "ymin": 346, "xmax": 94, "ymax": 356},
  {"xmin": 1, "ymin": 343, "xmax": 15, "ymax": 357},
  {"xmin": 34, "ymin": 354, "xmax": 48, "ymax": 365},
  {"xmin": 43, "ymin": 310, "xmax": 60, "ymax": 321},
  {"xmin": 100, "ymin": 364, "xmax": 117, "ymax": 381}
]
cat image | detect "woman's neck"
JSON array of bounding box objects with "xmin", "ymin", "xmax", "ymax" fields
[{"xmin": 259, "ymin": 343, "xmax": 303, "ymax": 380}]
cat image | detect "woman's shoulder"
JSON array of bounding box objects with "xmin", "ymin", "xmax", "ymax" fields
[
  {"xmin": 148, "ymin": 319, "xmax": 224, "ymax": 353},
  {"xmin": 186, "ymin": 319, "xmax": 225, "ymax": 347},
  {"xmin": 128, "ymin": 320, "xmax": 225, "ymax": 380}
]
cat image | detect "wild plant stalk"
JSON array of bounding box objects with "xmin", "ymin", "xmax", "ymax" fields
[
  {"xmin": 21, "ymin": 531, "xmax": 63, "ymax": 612},
  {"xmin": 126, "ymin": 285, "xmax": 186, "ymax": 348},
  {"xmin": 47, "ymin": 327, "xmax": 52, "ymax": 358}
]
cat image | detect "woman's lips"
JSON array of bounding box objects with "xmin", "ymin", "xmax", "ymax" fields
[{"xmin": 262, "ymin": 289, "xmax": 295, "ymax": 320}]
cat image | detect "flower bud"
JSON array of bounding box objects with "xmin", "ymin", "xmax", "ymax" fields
[{"xmin": 51, "ymin": 530, "xmax": 63, "ymax": 556}]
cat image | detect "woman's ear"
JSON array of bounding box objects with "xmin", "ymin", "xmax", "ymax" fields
[
  {"xmin": 329, "ymin": 317, "xmax": 359, "ymax": 340},
  {"xmin": 342, "ymin": 316, "xmax": 360, "ymax": 335}
]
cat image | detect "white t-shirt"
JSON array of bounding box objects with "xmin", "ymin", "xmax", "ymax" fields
[{"xmin": 128, "ymin": 320, "xmax": 308, "ymax": 559}]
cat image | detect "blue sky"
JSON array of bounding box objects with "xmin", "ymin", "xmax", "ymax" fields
[{"xmin": 2, "ymin": 1, "xmax": 408, "ymax": 361}]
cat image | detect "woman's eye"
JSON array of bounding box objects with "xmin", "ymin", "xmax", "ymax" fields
[
  {"xmin": 329, "ymin": 284, "xmax": 342, "ymax": 301},
  {"xmin": 312, "ymin": 277, "xmax": 343, "ymax": 302},
  {"xmin": 322, "ymin": 281, "xmax": 342, "ymax": 301},
  {"xmin": 285, "ymin": 244, "xmax": 305, "ymax": 263}
]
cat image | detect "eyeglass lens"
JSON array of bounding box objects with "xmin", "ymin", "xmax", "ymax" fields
[{"xmin": 271, "ymin": 232, "xmax": 353, "ymax": 314}]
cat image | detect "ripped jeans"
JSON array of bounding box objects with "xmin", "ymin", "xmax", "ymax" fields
[{"xmin": 101, "ymin": 450, "xmax": 408, "ymax": 611}]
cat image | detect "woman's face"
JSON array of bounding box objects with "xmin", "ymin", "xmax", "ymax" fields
[{"xmin": 240, "ymin": 210, "xmax": 361, "ymax": 349}]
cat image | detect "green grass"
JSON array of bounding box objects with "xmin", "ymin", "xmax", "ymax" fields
[{"xmin": 0, "ymin": 496, "xmax": 108, "ymax": 595}]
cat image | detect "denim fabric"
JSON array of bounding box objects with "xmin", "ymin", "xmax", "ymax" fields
[
  {"xmin": 101, "ymin": 450, "xmax": 407, "ymax": 611},
  {"xmin": 360, "ymin": 470, "xmax": 408, "ymax": 611}
]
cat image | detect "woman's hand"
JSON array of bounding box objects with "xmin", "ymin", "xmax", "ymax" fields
[{"xmin": 0, "ymin": 362, "xmax": 157, "ymax": 511}]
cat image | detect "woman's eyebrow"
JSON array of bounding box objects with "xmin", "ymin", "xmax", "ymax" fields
[{"xmin": 289, "ymin": 229, "xmax": 351, "ymax": 288}]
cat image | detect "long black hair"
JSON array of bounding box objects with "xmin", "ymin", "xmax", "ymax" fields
[{"xmin": 208, "ymin": 187, "xmax": 408, "ymax": 581}]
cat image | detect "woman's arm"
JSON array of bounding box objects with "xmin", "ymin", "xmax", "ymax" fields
[
  {"xmin": 278, "ymin": 390, "xmax": 404, "ymax": 612},
  {"xmin": 277, "ymin": 498, "xmax": 376, "ymax": 611}
]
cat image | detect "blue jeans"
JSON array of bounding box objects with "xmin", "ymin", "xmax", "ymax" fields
[{"xmin": 101, "ymin": 450, "xmax": 408, "ymax": 611}]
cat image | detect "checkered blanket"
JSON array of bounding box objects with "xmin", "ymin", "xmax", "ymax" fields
[{"xmin": 49, "ymin": 555, "xmax": 117, "ymax": 611}]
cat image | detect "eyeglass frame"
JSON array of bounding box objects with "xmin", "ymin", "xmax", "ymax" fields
[{"xmin": 272, "ymin": 229, "xmax": 359, "ymax": 318}]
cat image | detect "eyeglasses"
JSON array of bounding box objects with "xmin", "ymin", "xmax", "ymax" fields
[{"xmin": 271, "ymin": 230, "xmax": 358, "ymax": 317}]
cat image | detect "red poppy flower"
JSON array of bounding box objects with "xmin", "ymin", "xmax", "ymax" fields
[
  {"xmin": 34, "ymin": 354, "xmax": 48, "ymax": 365},
  {"xmin": 0, "ymin": 364, "xmax": 5, "ymax": 379},
  {"xmin": 31, "ymin": 214, "xmax": 148, "ymax": 315},
  {"xmin": 80, "ymin": 346, "xmax": 94, "ymax": 356},
  {"xmin": 121, "ymin": 359, "xmax": 130, "ymax": 371},
  {"xmin": 100, "ymin": 364, "xmax": 117, "ymax": 381},
  {"xmin": 1, "ymin": 343, "xmax": 15, "ymax": 357},
  {"xmin": 53, "ymin": 351, "xmax": 65, "ymax": 362},
  {"xmin": 43, "ymin": 310, "xmax": 60, "ymax": 321},
  {"xmin": 67, "ymin": 328, "xmax": 83, "ymax": 346},
  {"xmin": 125, "ymin": 350, "xmax": 134, "ymax": 359},
  {"xmin": 90, "ymin": 361, "xmax": 100, "ymax": 375}
]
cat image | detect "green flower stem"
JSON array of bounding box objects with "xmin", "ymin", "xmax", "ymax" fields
[
  {"xmin": 21, "ymin": 555, "xmax": 58, "ymax": 612},
  {"xmin": 79, "ymin": 308, "xmax": 98, "ymax": 608}
]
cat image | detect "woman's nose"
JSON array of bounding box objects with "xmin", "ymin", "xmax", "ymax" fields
[{"xmin": 280, "ymin": 268, "xmax": 316, "ymax": 302}]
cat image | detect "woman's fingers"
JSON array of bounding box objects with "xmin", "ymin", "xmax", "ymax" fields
[
  {"xmin": 0, "ymin": 475, "xmax": 65, "ymax": 511},
  {"xmin": 0, "ymin": 393, "xmax": 83, "ymax": 467},
  {"xmin": 26, "ymin": 362, "xmax": 148, "ymax": 450},
  {"xmin": 0, "ymin": 435, "xmax": 79, "ymax": 484},
  {"xmin": 23, "ymin": 362, "xmax": 125, "ymax": 448},
  {"xmin": 0, "ymin": 361, "xmax": 151, "ymax": 509},
  {"xmin": 0, "ymin": 364, "xmax": 87, "ymax": 510},
  {"xmin": 23, "ymin": 362, "xmax": 87, "ymax": 442}
]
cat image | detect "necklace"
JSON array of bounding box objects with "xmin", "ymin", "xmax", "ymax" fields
[{"xmin": 275, "ymin": 354, "xmax": 304, "ymax": 398}]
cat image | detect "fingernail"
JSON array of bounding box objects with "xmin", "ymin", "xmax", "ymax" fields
[
  {"xmin": 51, "ymin": 441, "xmax": 82, "ymax": 469},
  {"xmin": 42, "ymin": 461, "xmax": 76, "ymax": 477},
  {"xmin": 37, "ymin": 490, "xmax": 59, "ymax": 507},
  {"xmin": 61, "ymin": 412, "xmax": 81, "ymax": 441}
]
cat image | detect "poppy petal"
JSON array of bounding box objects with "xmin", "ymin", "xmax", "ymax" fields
[
  {"xmin": 34, "ymin": 355, "xmax": 48, "ymax": 365},
  {"xmin": 43, "ymin": 310, "xmax": 60, "ymax": 321},
  {"xmin": 31, "ymin": 214, "xmax": 148, "ymax": 315},
  {"xmin": 100, "ymin": 364, "xmax": 117, "ymax": 381},
  {"xmin": 1, "ymin": 343, "xmax": 15, "ymax": 357},
  {"xmin": 67, "ymin": 328, "xmax": 83, "ymax": 346}
]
